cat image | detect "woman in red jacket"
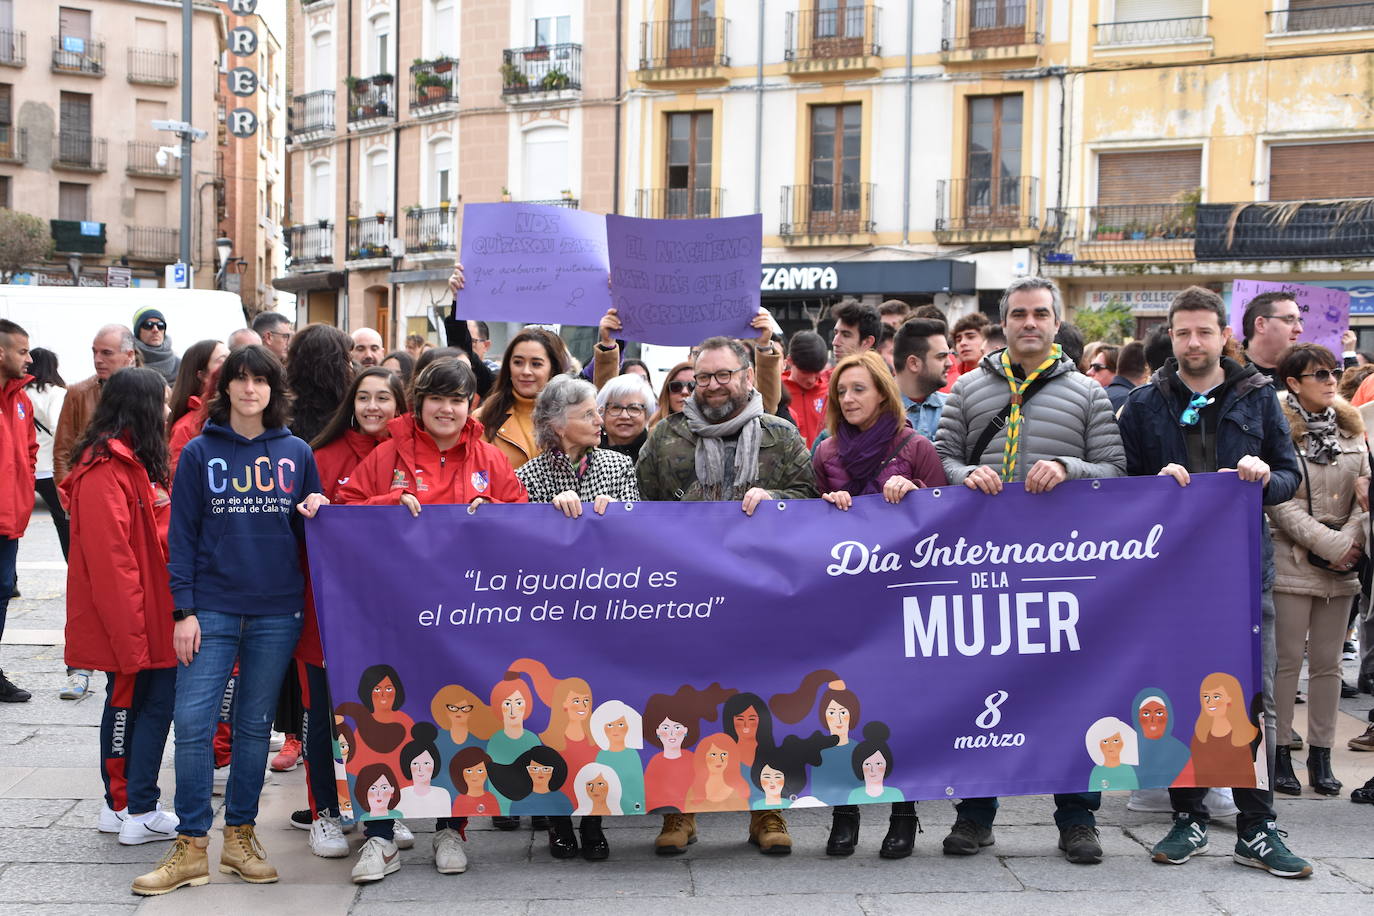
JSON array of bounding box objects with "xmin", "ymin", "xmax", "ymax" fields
[
  {"xmin": 336, "ymin": 357, "xmax": 527, "ymax": 885},
  {"xmin": 287, "ymin": 367, "xmax": 408, "ymax": 858},
  {"xmin": 62, "ymin": 367, "xmax": 180, "ymax": 847}
]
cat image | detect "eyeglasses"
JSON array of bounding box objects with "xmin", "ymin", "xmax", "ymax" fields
[
  {"xmin": 693, "ymin": 366, "xmax": 747, "ymax": 387},
  {"xmin": 1180, "ymin": 392, "xmax": 1214, "ymax": 427},
  {"xmin": 601, "ymin": 404, "xmax": 647, "ymax": 417},
  {"xmin": 667, "ymin": 380, "xmax": 696, "ymax": 394},
  {"xmin": 1298, "ymin": 368, "xmax": 1344, "ymax": 383},
  {"xmin": 1266, "ymin": 314, "xmax": 1303, "ymax": 326},
  {"xmin": 1088, "ymin": 363, "xmax": 1109, "ymax": 373},
  {"xmin": 140, "ymin": 320, "xmax": 166, "ymax": 331},
  {"xmin": 445, "ymin": 704, "xmax": 475, "ymax": 714}
]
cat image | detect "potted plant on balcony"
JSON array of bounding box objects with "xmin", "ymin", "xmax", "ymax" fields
[
  {"xmin": 540, "ymin": 67, "xmax": 570, "ymax": 91},
  {"xmin": 525, "ymin": 45, "xmax": 550, "ymax": 61},
  {"xmin": 372, "ymin": 72, "xmax": 394, "ymax": 85},
  {"xmin": 500, "ymin": 187, "xmax": 512, "ymax": 202},
  {"xmin": 433, "ymin": 57, "xmax": 454, "ymax": 73},
  {"xmin": 405, "ymin": 203, "xmax": 422, "ymax": 216},
  {"xmin": 439, "ymin": 199, "xmax": 452, "ymax": 212},
  {"xmin": 1094, "ymin": 224, "xmax": 1123, "ymax": 241},
  {"xmin": 415, "ymin": 70, "xmax": 448, "ymax": 104},
  {"xmin": 500, "ymin": 61, "xmax": 528, "ymax": 90},
  {"xmin": 317, "ymin": 217, "xmax": 329, "ymax": 229},
  {"xmin": 560, "ymin": 189, "xmax": 573, "ymax": 201},
  {"xmin": 344, "ymin": 75, "xmax": 367, "ymax": 93}
]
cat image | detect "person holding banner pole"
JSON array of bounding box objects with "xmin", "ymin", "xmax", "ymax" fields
[
  {"xmin": 636, "ymin": 336, "xmax": 817, "ymax": 854},
  {"xmin": 1117, "ymin": 285, "xmax": 1311, "ymax": 879},
  {"xmin": 934, "ymin": 276, "xmax": 1125, "ymax": 866}
]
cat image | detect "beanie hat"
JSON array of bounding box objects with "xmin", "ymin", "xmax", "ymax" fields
[{"xmin": 133, "ymin": 307, "xmax": 166, "ymax": 329}]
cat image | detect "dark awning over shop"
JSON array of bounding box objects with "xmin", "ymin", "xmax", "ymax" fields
[
  {"xmin": 760, "ymin": 259, "xmax": 977, "ymax": 296},
  {"xmin": 272, "ymin": 271, "xmax": 344, "ymax": 294}
]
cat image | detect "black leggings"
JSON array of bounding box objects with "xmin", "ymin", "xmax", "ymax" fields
[{"xmin": 34, "ymin": 477, "xmax": 70, "ymax": 559}]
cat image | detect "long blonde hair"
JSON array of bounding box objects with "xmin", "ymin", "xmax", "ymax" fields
[
  {"xmin": 652, "ymin": 360, "xmax": 694, "ymax": 427},
  {"xmin": 509, "ymin": 657, "xmax": 593, "ymax": 751},
  {"xmin": 429, "ymin": 684, "xmax": 499, "ymax": 741},
  {"xmin": 823, "ymin": 351, "xmax": 906, "ymax": 437},
  {"xmin": 1193, "ymin": 672, "xmax": 1258, "ymax": 747}
]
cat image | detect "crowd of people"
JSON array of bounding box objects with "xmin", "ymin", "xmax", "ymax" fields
[{"xmin": 0, "ymin": 267, "xmax": 1371, "ymax": 897}]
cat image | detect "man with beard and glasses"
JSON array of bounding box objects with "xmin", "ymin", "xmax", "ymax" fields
[{"xmin": 635, "ymin": 335, "xmax": 816, "ymax": 856}]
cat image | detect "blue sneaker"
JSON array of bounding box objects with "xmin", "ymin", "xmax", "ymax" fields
[
  {"xmin": 1151, "ymin": 813, "xmax": 1208, "ymax": 864},
  {"xmin": 59, "ymin": 670, "xmax": 91, "ymax": 701},
  {"xmin": 1234, "ymin": 822, "xmax": 1313, "ymax": 878}
]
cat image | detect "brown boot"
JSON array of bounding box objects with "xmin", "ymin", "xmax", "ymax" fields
[
  {"xmin": 220, "ymin": 824, "xmax": 279, "ymax": 883},
  {"xmin": 654, "ymin": 812, "xmax": 698, "ymax": 855},
  {"xmin": 131, "ymin": 835, "xmax": 210, "ymax": 896},
  {"xmin": 749, "ymin": 810, "xmax": 792, "ymax": 855}
]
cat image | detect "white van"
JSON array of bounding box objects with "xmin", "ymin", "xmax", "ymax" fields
[{"xmin": 0, "ymin": 286, "xmax": 247, "ymax": 381}]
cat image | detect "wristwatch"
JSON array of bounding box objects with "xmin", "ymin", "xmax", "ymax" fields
[
  {"xmin": 596, "ymin": 342, "xmax": 617, "ymax": 352},
  {"xmin": 172, "ymin": 608, "xmax": 197, "ymax": 622}
]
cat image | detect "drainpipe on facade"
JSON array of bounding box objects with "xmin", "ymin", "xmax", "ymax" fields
[
  {"xmin": 754, "ymin": 0, "xmax": 764, "ymax": 214},
  {"xmin": 901, "ymin": 0, "xmax": 913, "ymax": 245},
  {"xmin": 340, "ymin": 0, "xmax": 354, "ymax": 329},
  {"xmin": 613, "ymin": 0, "xmax": 623, "ymax": 214},
  {"xmin": 391, "ymin": 7, "xmax": 402, "ymax": 348}
]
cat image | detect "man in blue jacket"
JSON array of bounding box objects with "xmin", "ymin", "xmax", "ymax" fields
[{"xmin": 1117, "ymin": 285, "xmax": 1311, "ymax": 879}]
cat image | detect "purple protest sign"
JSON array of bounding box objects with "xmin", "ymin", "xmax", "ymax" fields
[
  {"xmin": 1230, "ymin": 279, "xmax": 1350, "ymax": 356},
  {"xmin": 307, "ymin": 474, "xmax": 1262, "ymax": 822},
  {"xmin": 605, "ymin": 213, "xmax": 762, "ymax": 345},
  {"xmin": 457, "ymin": 202, "xmax": 612, "ymax": 325}
]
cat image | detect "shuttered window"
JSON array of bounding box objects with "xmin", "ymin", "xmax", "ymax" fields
[
  {"xmin": 1096, "ymin": 149, "xmax": 1202, "ymax": 205},
  {"xmin": 1269, "ymin": 142, "xmax": 1374, "ymax": 201},
  {"xmin": 0, "ymin": 83, "xmax": 10, "ymax": 126},
  {"xmin": 1113, "ymin": 0, "xmax": 1201, "ymax": 21}
]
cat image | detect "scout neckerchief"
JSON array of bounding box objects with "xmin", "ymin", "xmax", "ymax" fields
[{"xmin": 998, "ymin": 344, "xmax": 1061, "ymax": 482}]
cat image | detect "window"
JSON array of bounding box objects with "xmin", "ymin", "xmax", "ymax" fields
[
  {"xmin": 59, "ymin": 91, "xmax": 93, "ymax": 164},
  {"xmin": 1284, "ymin": 0, "xmax": 1374, "ymax": 31},
  {"xmin": 814, "ymin": 0, "xmax": 864, "ymax": 57},
  {"xmin": 522, "ymin": 125, "xmax": 568, "ymax": 201},
  {"xmin": 133, "ymin": 17, "xmax": 166, "ymax": 48},
  {"xmin": 1113, "ymin": 0, "xmax": 1201, "ymax": 20},
  {"xmin": 367, "ymin": 13, "xmax": 390, "ymax": 74},
  {"xmin": 365, "ymin": 148, "xmax": 390, "ymax": 215},
  {"xmin": 58, "ymin": 6, "xmax": 92, "ymax": 41},
  {"xmin": 666, "ymin": 111, "xmax": 712, "ymax": 217},
  {"xmin": 430, "ymin": 0, "xmax": 457, "ymax": 58},
  {"xmin": 1096, "ymin": 149, "xmax": 1201, "ymax": 206},
  {"xmin": 533, "ymin": 16, "xmax": 570, "ymax": 46},
  {"xmin": 1270, "ymin": 142, "xmax": 1374, "ymax": 200},
  {"xmin": 809, "ymin": 103, "xmax": 862, "ymax": 228},
  {"xmin": 309, "ymin": 31, "xmax": 333, "ymax": 92},
  {"xmin": 0, "ymin": 176, "xmax": 9, "ymax": 209},
  {"xmin": 59, "ymin": 182, "xmax": 89, "ymax": 220},
  {"xmin": 135, "ymin": 98, "xmax": 167, "ymax": 140},
  {"xmin": 134, "ymin": 188, "xmax": 165, "ymax": 225},
  {"xmin": 0, "ymin": 82, "xmax": 10, "ymax": 127},
  {"xmin": 668, "ymin": 0, "xmax": 715, "ymax": 65},
  {"xmin": 965, "ymin": 94, "xmax": 1022, "ymax": 225},
  {"xmin": 308, "ymin": 160, "xmax": 332, "ymax": 222},
  {"xmin": 969, "ymin": 0, "xmax": 1028, "ymax": 48},
  {"xmin": 428, "ymin": 136, "xmax": 452, "ymax": 205}
]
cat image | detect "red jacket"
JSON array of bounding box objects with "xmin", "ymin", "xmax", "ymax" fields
[
  {"xmin": 61, "ymin": 439, "xmax": 176, "ymax": 674},
  {"xmin": 168, "ymin": 398, "xmax": 206, "ymax": 484},
  {"xmin": 336, "ymin": 417, "xmax": 528, "ymax": 507},
  {"xmin": 0, "ymin": 374, "xmax": 37, "ymax": 539},
  {"xmin": 783, "ymin": 368, "xmax": 831, "ymax": 448},
  {"xmin": 942, "ymin": 359, "xmax": 979, "ymax": 394}
]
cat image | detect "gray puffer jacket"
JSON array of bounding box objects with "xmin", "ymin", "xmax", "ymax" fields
[{"xmin": 935, "ymin": 348, "xmax": 1126, "ymax": 484}]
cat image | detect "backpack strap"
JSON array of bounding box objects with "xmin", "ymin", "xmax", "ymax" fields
[{"xmin": 968, "ymin": 374, "xmax": 1053, "ymax": 465}]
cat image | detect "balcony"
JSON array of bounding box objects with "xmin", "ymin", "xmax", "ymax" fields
[
  {"xmin": 935, "ymin": 176, "xmax": 1039, "ymax": 242},
  {"xmin": 51, "ymin": 35, "xmax": 104, "ymax": 76},
  {"xmin": 1094, "ymin": 16, "xmax": 1210, "ymax": 48},
  {"xmin": 1268, "ymin": 3, "xmax": 1374, "ymax": 33},
  {"xmin": 126, "ymin": 226, "xmax": 178, "ymax": 262},
  {"xmin": 0, "ymin": 126, "xmax": 26, "ymax": 164},
  {"xmin": 1195, "ymin": 200, "xmax": 1374, "ymax": 261},
  {"xmin": 639, "ymin": 18, "xmax": 729, "ymax": 84},
  {"xmin": 942, "ymin": 0, "xmax": 1042, "ymax": 64},
  {"xmin": 288, "ymin": 90, "xmax": 335, "ymax": 144},
  {"xmin": 1040, "ymin": 204, "xmax": 1198, "ymax": 267},
  {"xmin": 346, "ymin": 215, "xmax": 393, "ymax": 264},
  {"xmin": 502, "ymin": 44, "xmax": 582, "ymax": 101},
  {"xmin": 347, "ymin": 75, "xmax": 394, "ymax": 130},
  {"xmin": 126, "ymin": 140, "xmax": 178, "ymax": 178},
  {"xmin": 409, "ymin": 58, "xmax": 458, "ymax": 116},
  {"xmin": 785, "ymin": 6, "xmax": 881, "ymax": 77},
  {"xmin": 50, "ymin": 219, "xmax": 106, "ymax": 255},
  {"xmin": 285, "ymin": 223, "xmax": 335, "ymax": 270},
  {"xmin": 521, "ymin": 197, "xmax": 580, "ymax": 208},
  {"xmin": 404, "ymin": 206, "xmax": 457, "ymax": 257},
  {"xmin": 52, "ymin": 132, "xmax": 107, "ymax": 172},
  {"xmin": 0, "ymin": 29, "xmax": 26, "ymax": 67},
  {"xmin": 780, "ymin": 183, "xmax": 875, "ymax": 241},
  {"xmin": 127, "ymin": 48, "xmax": 177, "ymax": 86},
  {"xmin": 636, "ymin": 187, "xmax": 722, "ymax": 219}
]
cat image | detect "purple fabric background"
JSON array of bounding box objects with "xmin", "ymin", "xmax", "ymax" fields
[
  {"xmin": 1230, "ymin": 279, "xmax": 1350, "ymax": 356},
  {"xmin": 307, "ymin": 474, "xmax": 1263, "ymax": 815}
]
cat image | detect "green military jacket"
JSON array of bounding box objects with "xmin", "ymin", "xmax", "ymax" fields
[{"xmin": 635, "ymin": 412, "xmax": 818, "ymax": 502}]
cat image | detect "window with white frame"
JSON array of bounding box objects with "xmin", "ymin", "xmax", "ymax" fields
[
  {"xmin": 308, "ymin": 159, "xmax": 333, "ymax": 222},
  {"xmin": 309, "ymin": 30, "xmax": 333, "ymax": 93},
  {"xmin": 429, "ymin": 0, "xmax": 457, "ymax": 58},
  {"xmin": 365, "ymin": 147, "xmax": 391, "ymax": 215},
  {"xmin": 528, "ymin": 0, "xmax": 573, "ymax": 45},
  {"xmin": 521, "ymin": 125, "xmax": 568, "ymax": 201},
  {"xmin": 428, "ymin": 136, "xmax": 453, "ymax": 205},
  {"xmin": 367, "ymin": 13, "xmax": 391, "ymax": 74}
]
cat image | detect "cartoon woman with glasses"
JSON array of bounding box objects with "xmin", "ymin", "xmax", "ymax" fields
[{"xmin": 428, "ymin": 684, "xmax": 498, "ymax": 798}]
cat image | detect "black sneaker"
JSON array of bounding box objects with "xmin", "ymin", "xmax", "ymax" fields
[
  {"xmin": 291, "ymin": 809, "xmax": 313, "ymax": 830},
  {"xmin": 1058, "ymin": 824, "xmax": 1103, "ymax": 864},
  {"xmin": 942, "ymin": 818, "xmax": 994, "ymax": 855},
  {"xmin": 0, "ymin": 672, "xmax": 31, "ymax": 703}
]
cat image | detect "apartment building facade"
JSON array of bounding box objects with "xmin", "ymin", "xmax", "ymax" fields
[{"xmin": 0, "ymin": 0, "xmax": 227, "ymax": 288}]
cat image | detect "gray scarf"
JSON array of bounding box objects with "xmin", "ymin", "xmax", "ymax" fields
[
  {"xmin": 134, "ymin": 336, "xmax": 180, "ymax": 384},
  {"xmin": 681, "ymin": 389, "xmax": 765, "ymax": 496}
]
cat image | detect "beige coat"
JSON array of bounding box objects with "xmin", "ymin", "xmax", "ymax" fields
[{"xmin": 1267, "ymin": 397, "xmax": 1369, "ymax": 598}]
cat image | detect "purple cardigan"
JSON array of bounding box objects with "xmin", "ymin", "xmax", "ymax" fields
[{"xmin": 812, "ymin": 427, "xmax": 949, "ymax": 493}]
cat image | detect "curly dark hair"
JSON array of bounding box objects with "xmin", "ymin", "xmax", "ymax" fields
[
  {"xmin": 207, "ymin": 345, "xmax": 292, "ymax": 430},
  {"xmin": 286, "ymin": 324, "xmax": 354, "ymax": 443},
  {"xmin": 70, "ymin": 367, "xmax": 169, "ymax": 485}
]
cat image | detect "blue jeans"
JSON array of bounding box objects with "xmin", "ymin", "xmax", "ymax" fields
[
  {"xmin": 0, "ymin": 537, "xmax": 17, "ymax": 646},
  {"xmin": 101, "ymin": 667, "xmax": 176, "ymax": 814},
  {"xmin": 173, "ymin": 609, "xmax": 302, "ymax": 836}
]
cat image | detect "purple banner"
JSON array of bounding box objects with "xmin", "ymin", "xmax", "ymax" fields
[
  {"xmin": 605, "ymin": 213, "xmax": 763, "ymax": 345},
  {"xmin": 457, "ymin": 202, "xmax": 612, "ymax": 325},
  {"xmin": 307, "ymin": 474, "xmax": 1263, "ymax": 823},
  {"xmin": 1230, "ymin": 279, "xmax": 1350, "ymax": 356}
]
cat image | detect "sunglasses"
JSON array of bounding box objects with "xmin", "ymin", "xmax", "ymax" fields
[
  {"xmin": 1088, "ymin": 363, "xmax": 1109, "ymax": 373},
  {"xmin": 1298, "ymin": 368, "xmax": 1343, "ymax": 383},
  {"xmin": 140, "ymin": 320, "xmax": 166, "ymax": 331},
  {"xmin": 667, "ymin": 380, "xmax": 696, "ymax": 394},
  {"xmin": 1180, "ymin": 393, "xmax": 1214, "ymax": 427}
]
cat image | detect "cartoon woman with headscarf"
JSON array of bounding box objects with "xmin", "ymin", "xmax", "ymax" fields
[
  {"xmin": 768, "ymin": 669, "xmax": 854, "ymax": 804},
  {"xmin": 509, "ymin": 658, "xmax": 599, "ymax": 808},
  {"xmin": 1084, "ymin": 716, "xmax": 1140, "ymax": 791},
  {"xmin": 642, "ymin": 682, "xmax": 736, "ymax": 813},
  {"xmin": 591, "ymin": 699, "xmax": 646, "ymax": 814},
  {"xmin": 428, "ymin": 683, "xmax": 499, "ymax": 799},
  {"xmin": 335, "ymin": 664, "xmax": 415, "ymax": 776},
  {"xmin": 484, "ymin": 671, "xmax": 541, "ymax": 815},
  {"xmin": 846, "ymin": 723, "xmax": 903, "ymax": 805},
  {"xmin": 1130, "ymin": 687, "xmax": 1190, "ymax": 788},
  {"xmin": 1187, "ymin": 672, "xmax": 1258, "ymax": 788}
]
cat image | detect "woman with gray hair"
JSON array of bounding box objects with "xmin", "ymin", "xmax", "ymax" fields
[
  {"xmin": 517, "ymin": 375, "xmax": 640, "ymax": 519},
  {"xmin": 595, "ymin": 373, "xmax": 655, "ymax": 462}
]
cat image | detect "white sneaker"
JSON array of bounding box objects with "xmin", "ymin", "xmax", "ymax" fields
[
  {"xmin": 118, "ymin": 806, "xmax": 180, "ymax": 845},
  {"xmin": 212, "ymin": 765, "xmax": 229, "ymax": 796},
  {"xmin": 309, "ymin": 814, "xmax": 350, "ymax": 858},
  {"xmin": 98, "ymin": 803, "xmax": 128, "ymax": 833},
  {"xmin": 59, "ymin": 670, "xmax": 91, "ymax": 701},
  {"xmin": 1204, "ymin": 787, "xmax": 1239, "ymax": 817},
  {"xmin": 433, "ymin": 827, "xmax": 467, "ymax": 874},
  {"xmin": 351, "ymin": 836, "xmax": 400, "ymax": 884},
  {"xmin": 392, "ymin": 819, "xmax": 414, "ymax": 849},
  {"xmin": 269, "ymin": 730, "xmax": 286, "ymax": 751},
  {"xmin": 1126, "ymin": 788, "xmax": 1174, "ymax": 813}
]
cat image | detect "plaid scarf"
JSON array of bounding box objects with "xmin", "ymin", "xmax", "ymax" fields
[{"xmin": 998, "ymin": 345, "xmax": 1061, "ymax": 482}]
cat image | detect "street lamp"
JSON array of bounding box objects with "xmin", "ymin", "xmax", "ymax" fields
[{"xmin": 216, "ymin": 237, "xmax": 233, "ymax": 289}]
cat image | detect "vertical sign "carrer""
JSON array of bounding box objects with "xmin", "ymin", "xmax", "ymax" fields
[{"xmin": 227, "ymin": 0, "xmax": 259, "ymax": 139}]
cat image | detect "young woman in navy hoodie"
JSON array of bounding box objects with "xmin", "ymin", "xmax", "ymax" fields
[{"xmin": 133, "ymin": 345, "xmax": 328, "ymax": 897}]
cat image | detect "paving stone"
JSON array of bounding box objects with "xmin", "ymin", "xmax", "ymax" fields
[
  {"xmin": 1323, "ymin": 857, "xmax": 1374, "ymax": 891},
  {"xmin": 0, "ymin": 798, "xmax": 75, "ymax": 828},
  {"xmin": 1205, "ymin": 891, "xmax": 1374, "ymax": 913},
  {"xmin": 350, "ymin": 901, "xmax": 526, "ymax": 916},
  {"xmin": 1002, "ymin": 852, "xmax": 1358, "ymax": 893},
  {"xmin": 858, "ymin": 890, "xmax": 1223, "ymax": 915},
  {"xmin": 355, "ymin": 857, "xmax": 693, "ymax": 902},
  {"xmin": 529, "ymin": 893, "xmax": 868, "ymax": 915},
  {"xmin": 687, "ymin": 847, "xmax": 1023, "ymax": 896},
  {"xmin": 0, "ymin": 828, "xmax": 167, "ymax": 864},
  {"xmin": 0, "ymin": 905, "xmax": 136, "ymax": 916},
  {"xmin": 0, "ymin": 864, "xmax": 146, "ymax": 903},
  {"xmin": 135, "ymin": 881, "xmax": 360, "ymax": 914}
]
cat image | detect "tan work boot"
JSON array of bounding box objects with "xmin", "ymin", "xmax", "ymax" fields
[
  {"xmin": 220, "ymin": 823, "xmax": 279, "ymax": 883},
  {"xmin": 131, "ymin": 835, "xmax": 210, "ymax": 896},
  {"xmin": 749, "ymin": 810, "xmax": 792, "ymax": 855},
  {"xmin": 654, "ymin": 812, "xmax": 698, "ymax": 855}
]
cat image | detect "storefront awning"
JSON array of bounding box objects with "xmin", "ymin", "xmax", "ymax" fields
[
  {"xmin": 272, "ymin": 271, "xmax": 344, "ymax": 294},
  {"xmin": 760, "ymin": 259, "xmax": 977, "ymax": 296}
]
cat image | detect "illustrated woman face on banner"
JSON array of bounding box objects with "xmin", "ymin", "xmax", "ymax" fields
[
  {"xmin": 824, "ymin": 699, "xmax": 852, "ymax": 742},
  {"xmin": 656, "ymin": 718, "xmax": 688, "ymax": 753},
  {"xmin": 758, "ymin": 764, "xmax": 786, "ymax": 804},
  {"xmin": 1138, "ymin": 698, "xmax": 1169, "ymax": 740}
]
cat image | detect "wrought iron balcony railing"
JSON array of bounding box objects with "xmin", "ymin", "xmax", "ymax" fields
[
  {"xmin": 0, "ymin": 29, "xmax": 26, "ymax": 67},
  {"xmin": 785, "ymin": 5, "xmax": 880, "ymax": 61},
  {"xmin": 502, "ymin": 44, "xmax": 582, "ymax": 95},
  {"xmin": 1195, "ymin": 199, "xmax": 1374, "ymax": 261},
  {"xmin": 347, "ymin": 215, "xmax": 393, "ymax": 260},
  {"xmin": 53, "ymin": 132, "xmax": 107, "ymax": 171},
  {"xmin": 405, "ymin": 207, "xmax": 458, "ymax": 254},
  {"xmin": 127, "ymin": 48, "xmax": 177, "ymax": 85},
  {"xmin": 635, "ymin": 188, "xmax": 722, "ymax": 220},
  {"xmin": 410, "ymin": 58, "xmax": 458, "ymax": 110},
  {"xmin": 126, "ymin": 141, "xmax": 179, "ymax": 178},
  {"xmin": 0, "ymin": 126, "xmax": 26, "ymax": 163},
  {"xmin": 944, "ymin": 0, "xmax": 1041, "ymax": 50},
  {"xmin": 1267, "ymin": 2, "xmax": 1374, "ymax": 32},
  {"xmin": 936, "ymin": 176, "xmax": 1039, "ymax": 232},
  {"xmin": 780, "ymin": 183, "xmax": 875, "ymax": 237},
  {"xmin": 289, "ymin": 90, "xmax": 335, "ymax": 138},
  {"xmin": 126, "ymin": 226, "xmax": 179, "ymax": 262},
  {"xmin": 640, "ymin": 17, "xmax": 728, "ymax": 69},
  {"xmin": 52, "ymin": 35, "xmax": 104, "ymax": 75},
  {"xmin": 285, "ymin": 223, "xmax": 335, "ymax": 268},
  {"xmin": 520, "ymin": 198, "xmax": 580, "ymax": 208},
  {"xmin": 1094, "ymin": 16, "xmax": 1210, "ymax": 45},
  {"xmin": 347, "ymin": 75, "xmax": 394, "ymax": 123},
  {"xmin": 1040, "ymin": 203, "xmax": 1198, "ymax": 264}
]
